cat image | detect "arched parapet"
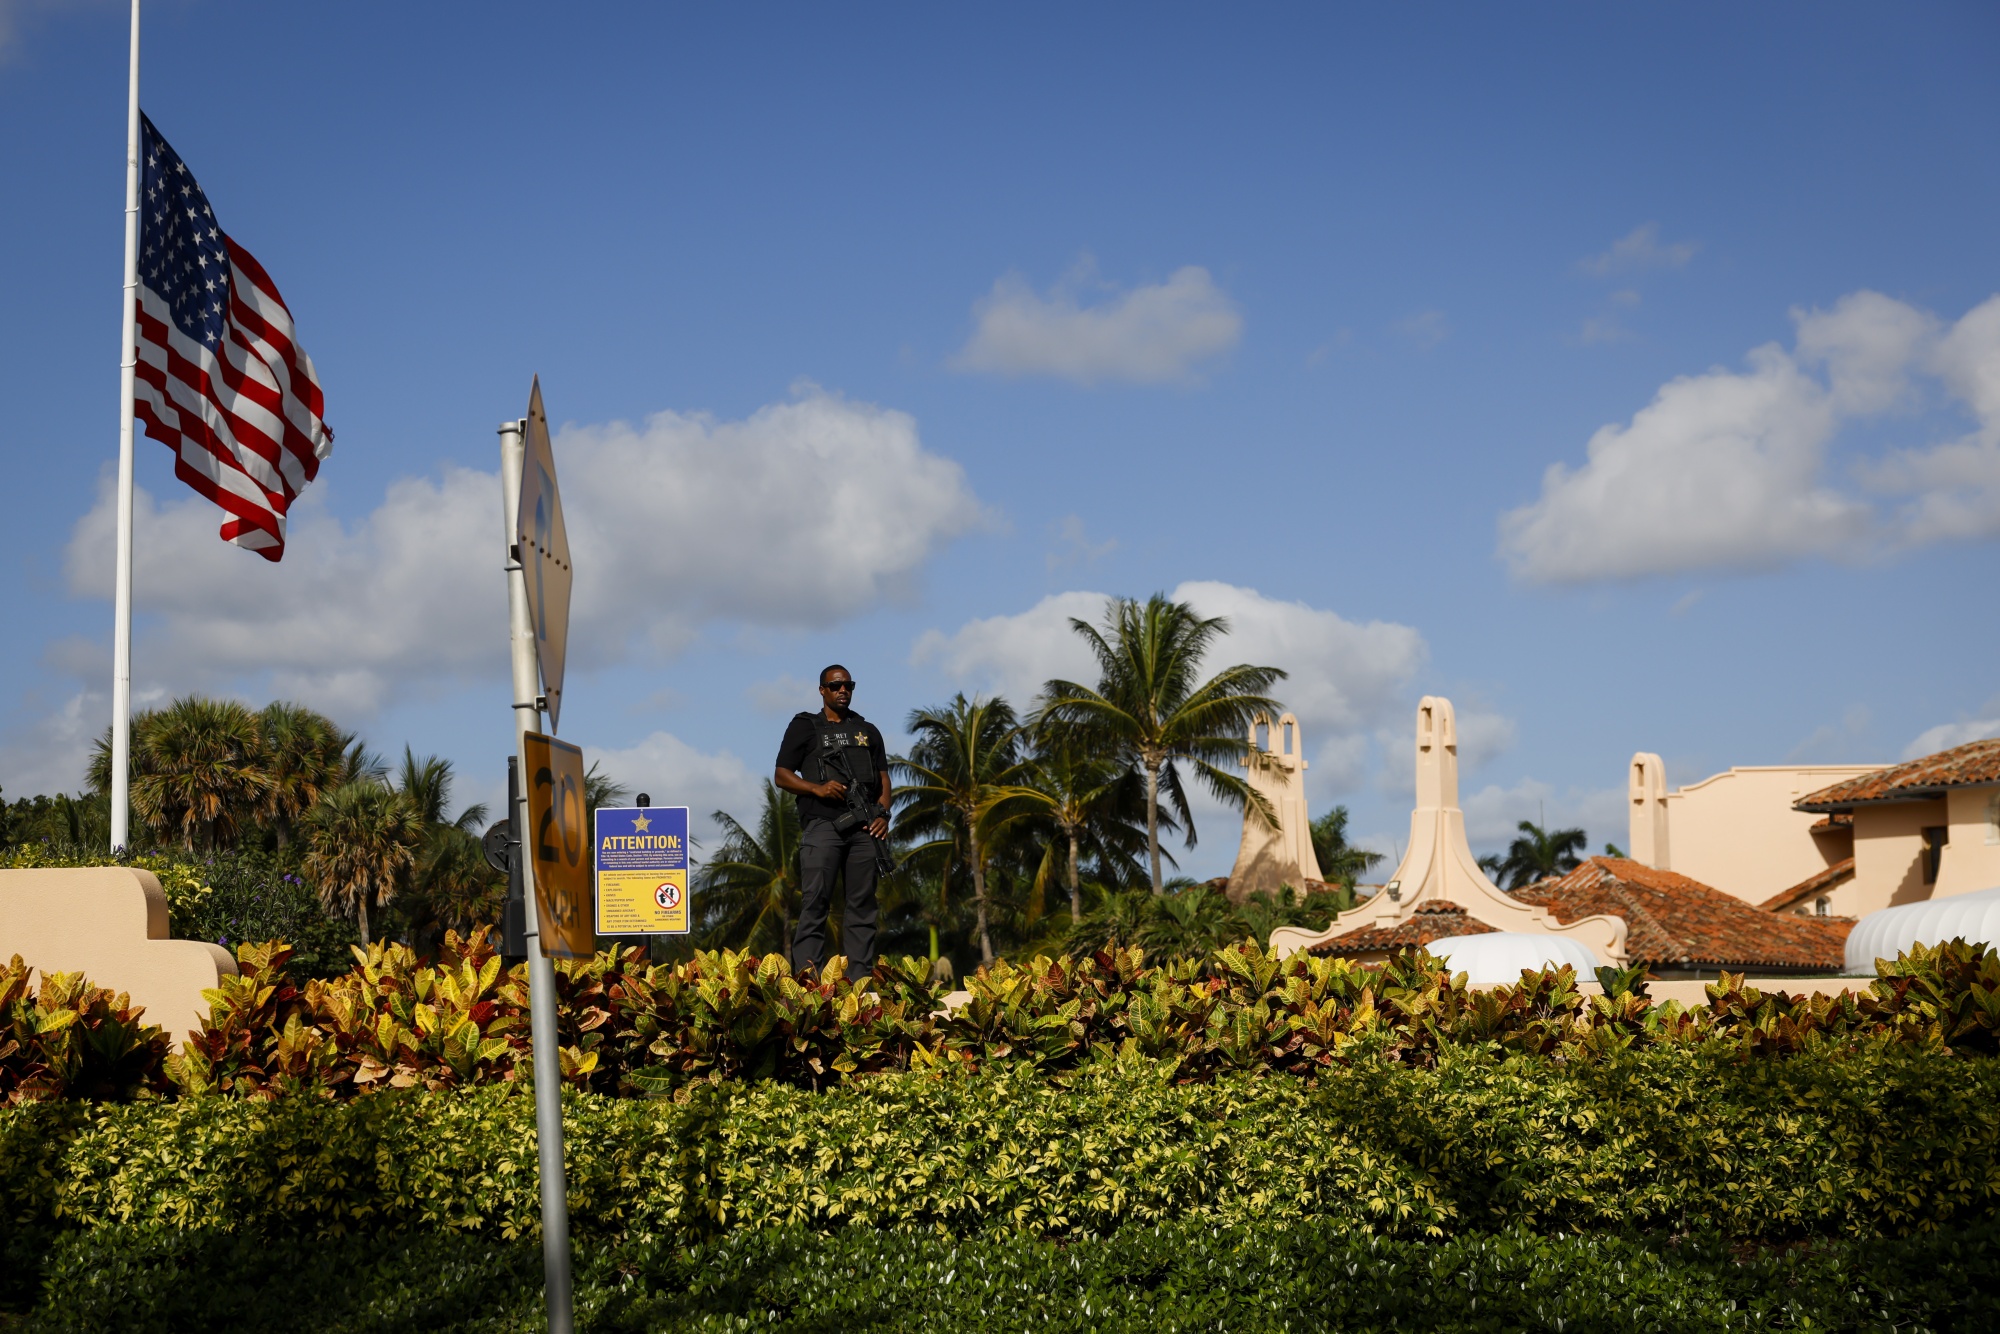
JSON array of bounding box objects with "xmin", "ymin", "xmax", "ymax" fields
[{"xmin": 0, "ymin": 866, "xmax": 238, "ymax": 1047}]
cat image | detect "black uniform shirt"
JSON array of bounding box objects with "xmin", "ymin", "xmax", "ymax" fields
[{"xmin": 776, "ymin": 709, "xmax": 889, "ymax": 825}]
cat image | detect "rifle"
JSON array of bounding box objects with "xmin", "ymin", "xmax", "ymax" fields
[{"xmin": 818, "ymin": 736, "xmax": 897, "ymax": 877}]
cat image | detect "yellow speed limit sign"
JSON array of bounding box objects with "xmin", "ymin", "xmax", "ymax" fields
[{"xmin": 521, "ymin": 731, "xmax": 596, "ymax": 958}]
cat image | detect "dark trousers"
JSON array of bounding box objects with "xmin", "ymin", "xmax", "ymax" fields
[{"xmin": 793, "ymin": 818, "xmax": 879, "ymax": 981}]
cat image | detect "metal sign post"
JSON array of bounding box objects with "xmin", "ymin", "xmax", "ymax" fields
[{"xmin": 498, "ymin": 408, "xmax": 574, "ymax": 1333}]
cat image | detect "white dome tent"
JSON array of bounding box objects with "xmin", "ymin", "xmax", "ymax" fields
[
  {"xmin": 1428, "ymin": 932, "xmax": 1603, "ymax": 985},
  {"xmin": 1843, "ymin": 887, "xmax": 2000, "ymax": 976}
]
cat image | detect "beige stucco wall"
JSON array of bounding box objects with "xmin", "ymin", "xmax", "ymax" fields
[
  {"xmin": 1227, "ymin": 712, "xmax": 1322, "ymax": 902},
  {"xmin": 1849, "ymin": 799, "xmax": 1946, "ymax": 916},
  {"xmin": 1934, "ymin": 787, "xmax": 2000, "ymax": 898},
  {"xmin": 1636, "ymin": 763, "xmax": 1880, "ymax": 903},
  {"xmin": 1645, "ymin": 977, "xmax": 1860, "ymax": 1007},
  {"xmin": 0, "ymin": 866, "xmax": 235, "ymax": 1046},
  {"xmin": 1781, "ymin": 872, "xmax": 1871, "ymax": 919}
]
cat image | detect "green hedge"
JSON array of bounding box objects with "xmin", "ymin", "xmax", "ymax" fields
[
  {"xmin": 13, "ymin": 932, "xmax": 2000, "ymax": 1107},
  {"xmin": 7, "ymin": 1048, "xmax": 1999, "ymax": 1247},
  {"xmin": 15, "ymin": 1219, "xmax": 2000, "ymax": 1332}
]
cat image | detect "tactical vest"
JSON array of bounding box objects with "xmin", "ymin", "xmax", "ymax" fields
[{"xmin": 804, "ymin": 715, "xmax": 877, "ymax": 792}]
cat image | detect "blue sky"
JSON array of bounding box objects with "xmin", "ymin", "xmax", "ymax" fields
[{"xmin": 3, "ymin": 3, "xmax": 1997, "ymax": 879}]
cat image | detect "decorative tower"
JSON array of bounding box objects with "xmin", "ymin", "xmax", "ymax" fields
[
  {"xmin": 1226, "ymin": 712, "xmax": 1323, "ymax": 902},
  {"xmin": 1269, "ymin": 696, "xmax": 1628, "ymax": 963},
  {"xmin": 1627, "ymin": 752, "xmax": 1671, "ymax": 869}
]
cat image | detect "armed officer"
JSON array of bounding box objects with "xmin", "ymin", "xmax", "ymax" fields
[{"xmin": 773, "ymin": 664, "xmax": 891, "ymax": 980}]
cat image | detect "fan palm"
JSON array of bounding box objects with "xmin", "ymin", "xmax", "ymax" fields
[
  {"xmin": 1496, "ymin": 820, "xmax": 1588, "ymax": 889},
  {"xmin": 304, "ymin": 779, "xmax": 420, "ymax": 945},
  {"xmin": 255, "ymin": 702, "xmax": 350, "ymax": 849},
  {"xmin": 1040, "ymin": 595, "xmax": 1286, "ymax": 895},
  {"xmin": 91, "ymin": 695, "xmax": 271, "ymax": 852},
  {"xmin": 893, "ymin": 694, "xmax": 1028, "ymax": 965},
  {"xmin": 695, "ymin": 780, "xmax": 803, "ymax": 953}
]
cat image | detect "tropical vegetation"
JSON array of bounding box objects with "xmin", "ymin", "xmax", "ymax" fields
[
  {"xmin": 7, "ymin": 592, "xmax": 1612, "ymax": 976},
  {"xmin": 14, "ymin": 1216, "xmax": 1999, "ymax": 1332},
  {"xmin": 1041, "ymin": 594, "xmax": 1286, "ymax": 894},
  {"xmin": 1493, "ymin": 818, "xmax": 1589, "ymax": 889}
]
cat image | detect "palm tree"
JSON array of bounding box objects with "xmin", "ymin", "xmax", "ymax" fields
[
  {"xmin": 1309, "ymin": 806, "xmax": 1384, "ymax": 890},
  {"xmin": 91, "ymin": 695, "xmax": 271, "ymax": 852},
  {"xmin": 893, "ymin": 694, "xmax": 1029, "ymax": 965},
  {"xmin": 1040, "ymin": 595, "xmax": 1286, "ymax": 895},
  {"xmin": 989, "ymin": 736, "xmax": 1159, "ymax": 925},
  {"xmin": 1496, "ymin": 820, "xmax": 1587, "ymax": 889},
  {"xmin": 304, "ymin": 779, "xmax": 420, "ymax": 945},
  {"xmin": 694, "ymin": 780, "xmax": 804, "ymax": 953},
  {"xmin": 254, "ymin": 702, "xmax": 350, "ymax": 850},
  {"xmin": 393, "ymin": 747, "xmax": 499, "ymax": 936},
  {"xmin": 413, "ymin": 825, "xmax": 508, "ymax": 935}
]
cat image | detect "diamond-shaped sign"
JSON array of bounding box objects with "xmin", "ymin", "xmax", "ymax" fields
[{"xmin": 516, "ymin": 377, "xmax": 573, "ymax": 731}]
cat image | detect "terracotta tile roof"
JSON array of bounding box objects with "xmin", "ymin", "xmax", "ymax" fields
[
  {"xmin": 1759, "ymin": 857, "xmax": 1856, "ymax": 913},
  {"xmin": 1796, "ymin": 739, "xmax": 2000, "ymax": 812},
  {"xmin": 1311, "ymin": 899, "xmax": 1497, "ymax": 956},
  {"xmin": 1513, "ymin": 857, "xmax": 1849, "ymax": 972},
  {"xmin": 1810, "ymin": 813, "xmax": 1853, "ymax": 832}
]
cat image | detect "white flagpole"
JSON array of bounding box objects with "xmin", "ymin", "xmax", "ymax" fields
[{"xmin": 110, "ymin": 0, "xmax": 140, "ymax": 851}]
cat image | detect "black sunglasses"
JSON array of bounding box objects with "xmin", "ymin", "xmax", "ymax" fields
[{"xmin": 822, "ymin": 680, "xmax": 857, "ymax": 692}]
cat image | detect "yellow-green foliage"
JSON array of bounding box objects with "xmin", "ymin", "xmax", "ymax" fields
[
  {"xmin": 0, "ymin": 845, "xmax": 212, "ymax": 921},
  {"xmin": 0, "ymin": 958, "xmax": 169, "ymax": 1105},
  {"xmin": 7, "ymin": 932, "xmax": 2000, "ymax": 1104},
  {"xmin": 4, "ymin": 1046, "xmax": 1998, "ymax": 1245}
]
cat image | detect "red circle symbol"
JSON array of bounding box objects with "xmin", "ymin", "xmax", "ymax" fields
[{"xmin": 654, "ymin": 882, "xmax": 681, "ymax": 911}]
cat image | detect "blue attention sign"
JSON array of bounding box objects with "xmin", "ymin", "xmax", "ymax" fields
[{"xmin": 593, "ymin": 805, "xmax": 691, "ymax": 935}]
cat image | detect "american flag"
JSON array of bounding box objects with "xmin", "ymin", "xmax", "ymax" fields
[{"xmin": 135, "ymin": 114, "xmax": 331, "ymax": 561}]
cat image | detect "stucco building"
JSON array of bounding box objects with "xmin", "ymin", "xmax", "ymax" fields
[
  {"xmin": 1787, "ymin": 740, "xmax": 2000, "ymax": 918},
  {"xmin": 1627, "ymin": 739, "xmax": 2000, "ymax": 924},
  {"xmin": 1270, "ymin": 696, "xmax": 1627, "ymax": 965},
  {"xmin": 1625, "ymin": 754, "xmax": 1878, "ymax": 904}
]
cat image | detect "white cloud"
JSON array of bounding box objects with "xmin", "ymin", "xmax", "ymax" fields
[
  {"xmin": 910, "ymin": 590, "xmax": 1108, "ymax": 709},
  {"xmin": 1396, "ymin": 310, "xmax": 1450, "ymax": 348},
  {"xmin": 61, "ymin": 386, "xmax": 989, "ymax": 719},
  {"xmin": 912, "ymin": 581, "xmax": 1426, "ymax": 803},
  {"xmin": 583, "ymin": 730, "xmax": 763, "ymax": 851},
  {"xmin": 1372, "ymin": 702, "xmax": 1516, "ymax": 796},
  {"xmin": 1496, "ymin": 289, "xmax": 2000, "ymax": 584},
  {"xmin": 914, "ymin": 583, "xmax": 1425, "ymax": 742},
  {"xmin": 0, "ymin": 688, "xmax": 109, "ymax": 798},
  {"xmin": 1902, "ymin": 717, "xmax": 2000, "ymax": 760},
  {"xmin": 1579, "ymin": 316, "xmax": 1631, "ymax": 345},
  {"xmin": 745, "ymin": 675, "xmax": 816, "ymax": 717},
  {"xmin": 0, "ymin": 0, "xmax": 86, "ymax": 62},
  {"xmin": 1045, "ymin": 514, "xmax": 1117, "ymax": 572},
  {"xmin": 1578, "ymin": 223, "xmax": 1696, "ymax": 278},
  {"xmin": 1499, "ymin": 341, "xmax": 1859, "ymax": 582},
  {"xmin": 952, "ymin": 260, "xmax": 1242, "ymax": 385},
  {"xmin": 1861, "ymin": 295, "xmax": 2000, "ymax": 543},
  {"xmin": 67, "ymin": 465, "xmax": 508, "ymax": 718},
  {"xmin": 1170, "ymin": 582, "xmax": 1427, "ymax": 740}
]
